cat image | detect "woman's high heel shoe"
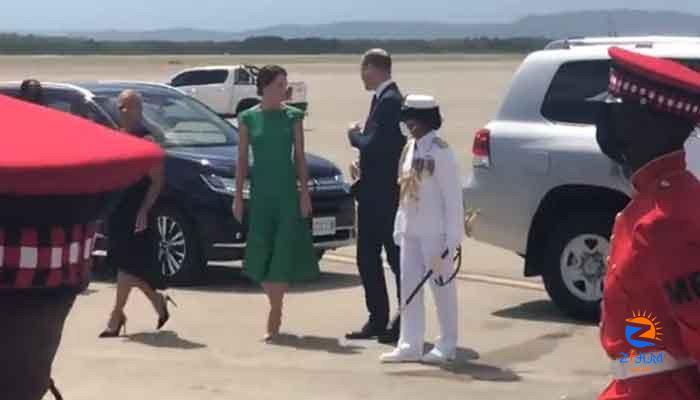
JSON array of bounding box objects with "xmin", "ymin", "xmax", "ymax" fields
[
  {"xmin": 157, "ymin": 294, "xmax": 177, "ymax": 330},
  {"xmin": 99, "ymin": 314, "xmax": 127, "ymax": 338}
]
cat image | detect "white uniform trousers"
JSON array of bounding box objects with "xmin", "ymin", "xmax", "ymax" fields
[{"xmin": 397, "ymin": 235, "xmax": 458, "ymax": 356}]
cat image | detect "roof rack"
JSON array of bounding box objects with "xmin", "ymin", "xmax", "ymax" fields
[{"xmin": 544, "ymin": 36, "xmax": 700, "ymax": 50}]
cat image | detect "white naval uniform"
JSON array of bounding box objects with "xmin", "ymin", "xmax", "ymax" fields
[{"xmin": 393, "ymin": 130, "xmax": 464, "ymax": 357}]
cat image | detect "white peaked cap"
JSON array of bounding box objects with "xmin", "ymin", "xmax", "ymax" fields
[{"xmin": 403, "ymin": 94, "xmax": 438, "ymax": 109}]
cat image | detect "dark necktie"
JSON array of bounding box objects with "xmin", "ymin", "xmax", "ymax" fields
[{"xmin": 370, "ymin": 95, "xmax": 378, "ymax": 115}]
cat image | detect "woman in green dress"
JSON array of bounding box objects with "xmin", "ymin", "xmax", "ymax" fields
[{"xmin": 233, "ymin": 65, "xmax": 320, "ymax": 342}]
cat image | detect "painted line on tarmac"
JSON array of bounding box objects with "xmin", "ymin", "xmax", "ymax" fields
[
  {"xmin": 94, "ymin": 250, "xmax": 544, "ymax": 292},
  {"xmin": 325, "ymin": 254, "xmax": 545, "ymax": 292}
]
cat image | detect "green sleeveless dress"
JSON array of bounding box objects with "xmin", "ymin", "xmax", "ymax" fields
[{"xmin": 239, "ymin": 105, "xmax": 320, "ymax": 283}]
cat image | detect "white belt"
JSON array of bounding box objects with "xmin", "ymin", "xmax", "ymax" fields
[{"xmin": 611, "ymin": 351, "xmax": 696, "ymax": 380}]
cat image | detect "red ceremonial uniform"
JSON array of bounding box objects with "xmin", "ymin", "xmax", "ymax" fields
[
  {"xmin": 0, "ymin": 93, "xmax": 163, "ymax": 400},
  {"xmin": 0, "ymin": 94, "xmax": 163, "ymax": 292},
  {"xmin": 600, "ymin": 151, "xmax": 700, "ymax": 399},
  {"xmin": 598, "ymin": 48, "xmax": 700, "ymax": 399}
]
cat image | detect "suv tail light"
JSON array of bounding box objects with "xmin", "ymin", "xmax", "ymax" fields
[{"xmin": 472, "ymin": 128, "xmax": 491, "ymax": 168}]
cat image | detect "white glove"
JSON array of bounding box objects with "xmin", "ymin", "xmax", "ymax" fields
[
  {"xmin": 429, "ymin": 248, "xmax": 450, "ymax": 275},
  {"xmin": 429, "ymin": 256, "xmax": 443, "ymax": 276}
]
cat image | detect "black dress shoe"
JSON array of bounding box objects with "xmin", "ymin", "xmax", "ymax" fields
[
  {"xmin": 345, "ymin": 322, "xmax": 385, "ymax": 340},
  {"xmin": 377, "ymin": 320, "xmax": 400, "ymax": 344}
]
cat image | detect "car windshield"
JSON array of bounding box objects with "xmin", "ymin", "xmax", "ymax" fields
[{"xmin": 94, "ymin": 90, "xmax": 238, "ymax": 147}]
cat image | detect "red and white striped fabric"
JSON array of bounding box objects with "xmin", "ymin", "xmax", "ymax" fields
[
  {"xmin": 0, "ymin": 222, "xmax": 97, "ymax": 290},
  {"xmin": 609, "ymin": 68, "xmax": 700, "ymax": 121},
  {"xmin": 0, "ymin": 93, "xmax": 163, "ymax": 292},
  {"xmin": 607, "ymin": 46, "xmax": 700, "ymax": 122}
]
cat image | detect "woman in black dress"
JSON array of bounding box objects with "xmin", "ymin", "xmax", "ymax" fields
[{"xmin": 99, "ymin": 90, "xmax": 174, "ymax": 338}]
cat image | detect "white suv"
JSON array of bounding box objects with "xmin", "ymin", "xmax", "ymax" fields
[
  {"xmin": 463, "ymin": 36, "xmax": 700, "ymax": 320},
  {"xmin": 168, "ymin": 65, "xmax": 308, "ymax": 117}
]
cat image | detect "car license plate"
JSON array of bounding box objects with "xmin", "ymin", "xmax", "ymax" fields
[{"xmin": 313, "ymin": 217, "xmax": 336, "ymax": 236}]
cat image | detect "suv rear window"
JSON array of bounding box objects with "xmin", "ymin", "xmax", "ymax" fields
[
  {"xmin": 171, "ymin": 70, "xmax": 229, "ymax": 86},
  {"xmin": 541, "ymin": 60, "xmax": 611, "ymax": 125},
  {"xmin": 542, "ymin": 58, "xmax": 700, "ymax": 125}
]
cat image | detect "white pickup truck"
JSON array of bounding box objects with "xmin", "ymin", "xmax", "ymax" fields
[{"xmin": 168, "ymin": 65, "xmax": 308, "ymax": 117}]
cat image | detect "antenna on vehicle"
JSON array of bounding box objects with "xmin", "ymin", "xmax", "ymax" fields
[{"xmin": 607, "ymin": 13, "xmax": 618, "ymax": 37}]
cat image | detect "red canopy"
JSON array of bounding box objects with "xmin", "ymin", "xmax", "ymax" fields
[{"xmin": 0, "ymin": 94, "xmax": 164, "ymax": 195}]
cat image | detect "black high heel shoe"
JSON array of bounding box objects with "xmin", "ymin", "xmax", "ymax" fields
[
  {"xmin": 157, "ymin": 294, "xmax": 177, "ymax": 330},
  {"xmin": 99, "ymin": 313, "xmax": 127, "ymax": 338}
]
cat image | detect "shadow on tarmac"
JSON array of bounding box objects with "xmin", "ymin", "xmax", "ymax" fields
[
  {"xmin": 126, "ymin": 330, "xmax": 207, "ymax": 350},
  {"xmin": 265, "ymin": 333, "xmax": 365, "ymax": 355},
  {"xmin": 384, "ymin": 343, "xmax": 520, "ymax": 382},
  {"xmin": 492, "ymin": 300, "xmax": 597, "ymax": 326}
]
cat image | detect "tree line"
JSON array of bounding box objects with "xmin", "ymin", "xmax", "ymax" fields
[{"xmin": 0, "ymin": 34, "xmax": 550, "ymax": 55}]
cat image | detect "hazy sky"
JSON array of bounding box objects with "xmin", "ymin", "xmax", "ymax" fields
[{"xmin": 7, "ymin": 0, "xmax": 700, "ymax": 32}]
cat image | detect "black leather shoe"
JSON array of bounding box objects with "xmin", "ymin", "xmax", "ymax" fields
[
  {"xmin": 345, "ymin": 322, "xmax": 386, "ymax": 340},
  {"xmin": 377, "ymin": 318, "xmax": 400, "ymax": 344}
]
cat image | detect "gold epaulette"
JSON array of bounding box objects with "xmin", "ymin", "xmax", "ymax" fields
[
  {"xmin": 398, "ymin": 139, "xmax": 419, "ymax": 203},
  {"xmin": 397, "ymin": 139, "xmax": 414, "ymax": 175}
]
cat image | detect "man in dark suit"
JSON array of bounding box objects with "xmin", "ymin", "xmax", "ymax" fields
[{"xmin": 346, "ymin": 49, "xmax": 406, "ymax": 344}]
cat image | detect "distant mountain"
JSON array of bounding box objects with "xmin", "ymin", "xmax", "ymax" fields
[
  {"xmin": 58, "ymin": 28, "xmax": 237, "ymax": 42},
  {"xmin": 238, "ymin": 10, "xmax": 700, "ymax": 39},
  {"xmin": 502, "ymin": 9, "xmax": 700, "ymax": 38},
  {"xmin": 55, "ymin": 9, "xmax": 700, "ymax": 42},
  {"xmin": 234, "ymin": 21, "xmax": 502, "ymax": 40}
]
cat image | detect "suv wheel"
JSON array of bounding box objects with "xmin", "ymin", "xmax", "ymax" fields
[
  {"xmin": 541, "ymin": 212, "xmax": 613, "ymax": 321},
  {"xmin": 153, "ymin": 206, "xmax": 205, "ymax": 285}
]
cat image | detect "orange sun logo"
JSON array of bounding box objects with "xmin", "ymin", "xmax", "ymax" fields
[{"xmin": 625, "ymin": 310, "xmax": 663, "ymax": 349}]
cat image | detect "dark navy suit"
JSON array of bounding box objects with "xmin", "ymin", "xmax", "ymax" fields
[{"xmin": 349, "ymin": 82, "xmax": 405, "ymax": 329}]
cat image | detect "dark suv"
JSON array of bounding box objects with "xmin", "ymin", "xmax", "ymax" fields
[{"xmin": 0, "ymin": 81, "xmax": 355, "ymax": 284}]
